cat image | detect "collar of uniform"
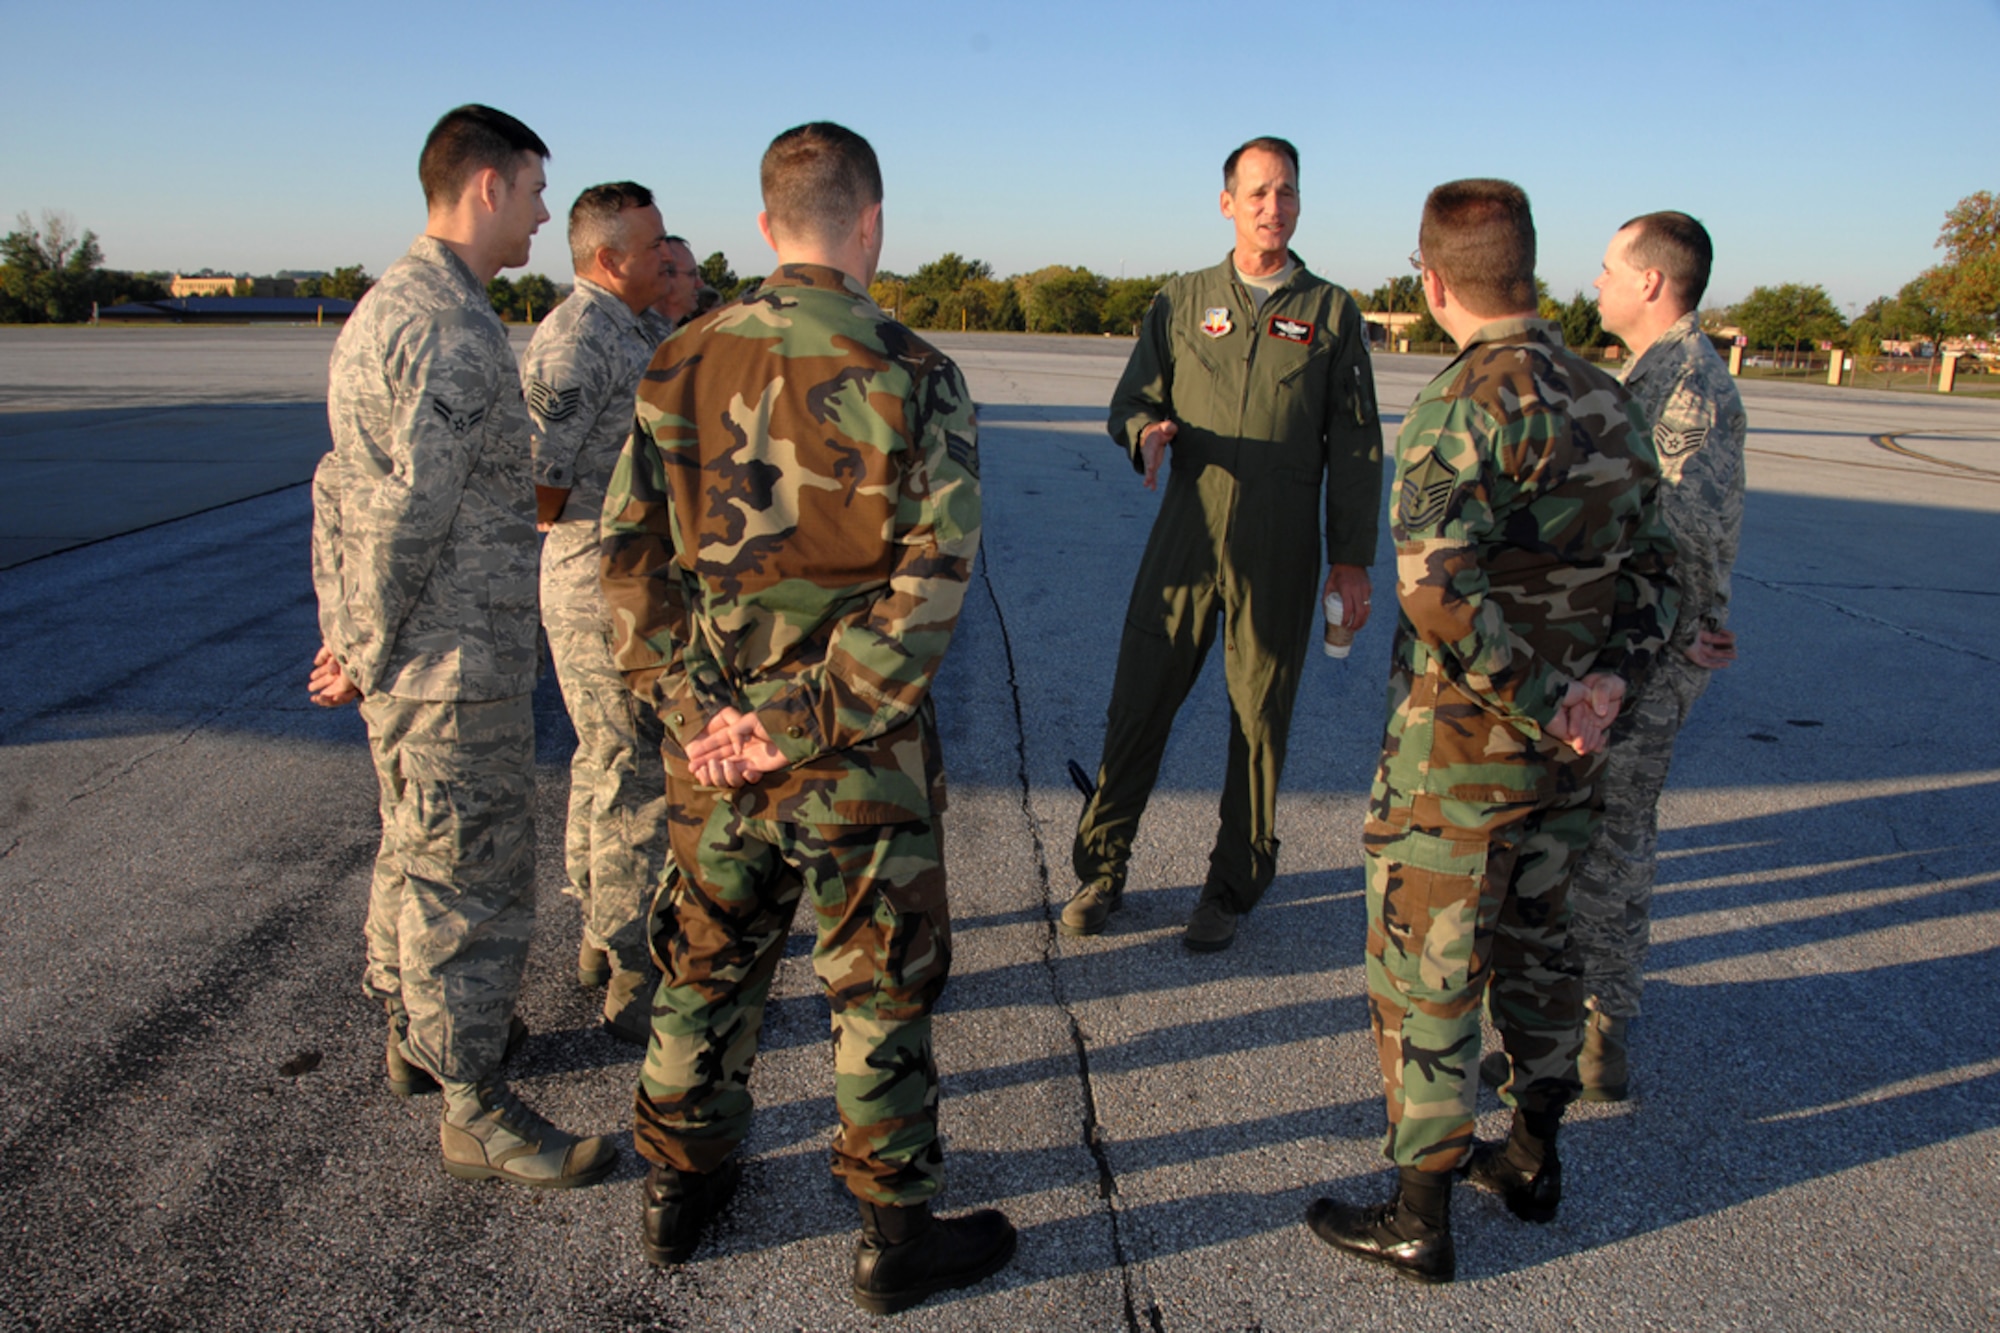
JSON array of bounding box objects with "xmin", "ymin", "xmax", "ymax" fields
[
  {"xmin": 1217, "ymin": 249, "xmax": 1312, "ymax": 296},
  {"xmin": 1450, "ymin": 315, "xmax": 1563, "ymax": 362},
  {"xmin": 760, "ymin": 263, "xmax": 874, "ymax": 302},
  {"xmin": 408, "ymin": 235, "xmax": 485, "ymax": 301},
  {"xmin": 570, "ymin": 276, "xmax": 650, "ymax": 336},
  {"xmin": 1625, "ymin": 310, "xmax": 1703, "ymax": 387}
]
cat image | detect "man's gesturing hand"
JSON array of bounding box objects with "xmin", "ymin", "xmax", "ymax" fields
[{"xmin": 1140, "ymin": 420, "xmax": 1178, "ymax": 491}]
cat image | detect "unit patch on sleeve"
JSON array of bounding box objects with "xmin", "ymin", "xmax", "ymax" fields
[
  {"xmin": 526, "ymin": 379, "xmax": 581, "ymax": 422},
  {"xmin": 1266, "ymin": 315, "xmax": 1314, "ymax": 344}
]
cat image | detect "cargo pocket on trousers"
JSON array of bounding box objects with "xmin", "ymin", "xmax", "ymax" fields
[{"xmin": 1376, "ymin": 828, "xmax": 1489, "ymax": 1002}]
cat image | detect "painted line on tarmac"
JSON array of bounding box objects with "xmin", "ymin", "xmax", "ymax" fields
[
  {"xmin": 1746, "ymin": 443, "xmax": 2000, "ymax": 485},
  {"xmin": 1869, "ymin": 429, "xmax": 2000, "ymax": 476}
]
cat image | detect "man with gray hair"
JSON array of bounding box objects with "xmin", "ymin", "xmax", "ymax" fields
[
  {"xmin": 643, "ymin": 234, "xmax": 705, "ymax": 341},
  {"xmin": 523, "ymin": 181, "xmax": 678, "ymax": 1044},
  {"xmin": 310, "ymin": 104, "xmax": 616, "ymax": 1188}
]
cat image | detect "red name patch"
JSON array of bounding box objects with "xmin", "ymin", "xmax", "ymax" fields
[{"xmin": 1266, "ymin": 315, "xmax": 1314, "ymax": 344}]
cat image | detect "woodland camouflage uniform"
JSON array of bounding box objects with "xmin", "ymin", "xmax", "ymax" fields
[
  {"xmin": 600, "ymin": 264, "xmax": 981, "ymax": 1205},
  {"xmin": 1366, "ymin": 317, "xmax": 1677, "ymax": 1171}
]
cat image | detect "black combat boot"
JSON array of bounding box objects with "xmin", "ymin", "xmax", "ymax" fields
[
  {"xmin": 851, "ymin": 1199, "xmax": 1017, "ymax": 1315},
  {"xmin": 1305, "ymin": 1167, "xmax": 1455, "ymax": 1284},
  {"xmin": 641, "ymin": 1158, "xmax": 742, "ymax": 1266},
  {"xmin": 1464, "ymin": 1105, "xmax": 1563, "ymax": 1223}
]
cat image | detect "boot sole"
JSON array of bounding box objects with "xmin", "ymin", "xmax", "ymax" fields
[
  {"xmin": 1305, "ymin": 1215, "xmax": 1453, "ymax": 1285},
  {"xmin": 1182, "ymin": 931, "xmax": 1236, "ymax": 953},
  {"xmin": 443, "ymin": 1150, "xmax": 617, "ymax": 1191},
  {"xmin": 852, "ymin": 1228, "xmax": 1018, "ymax": 1315}
]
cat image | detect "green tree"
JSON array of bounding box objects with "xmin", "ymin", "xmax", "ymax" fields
[
  {"xmin": 1016, "ymin": 265, "xmax": 1106, "ymax": 333},
  {"xmin": 1101, "ymin": 275, "xmax": 1170, "ymax": 335},
  {"xmin": 514, "ymin": 273, "xmax": 559, "ymax": 322},
  {"xmin": 908, "ymin": 252, "xmax": 991, "ymax": 299},
  {"xmin": 487, "ymin": 276, "xmax": 521, "ymax": 321},
  {"xmin": 1362, "ymin": 274, "xmax": 1423, "ymax": 314},
  {"xmin": 699, "ymin": 251, "xmax": 751, "ymax": 299},
  {"xmin": 320, "ymin": 265, "xmax": 373, "ymax": 301},
  {"xmin": 1, "ymin": 210, "xmax": 107, "ymax": 322},
  {"xmin": 1921, "ymin": 190, "xmax": 2000, "ymax": 337},
  {"xmin": 1535, "ymin": 277, "xmax": 1561, "ymax": 323},
  {"xmin": 1557, "ymin": 290, "xmax": 1605, "ymax": 352},
  {"xmin": 1729, "ymin": 283, "xmax": 1846, "ymax": 352}
]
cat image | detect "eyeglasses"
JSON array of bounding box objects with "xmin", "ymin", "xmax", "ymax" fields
[{"xmin": 1409, "ymin": 249, "xmax": 1425, "ymax": 273}]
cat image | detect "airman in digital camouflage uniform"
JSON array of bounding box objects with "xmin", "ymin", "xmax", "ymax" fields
[
  {"xmin": 599, "ymin": 122, "xmax": 1015, "ymax": 1313},
  {"xmin": 1305, "ymin": 180, "xmax": 1677, "ymax": 1283},
  {"xmin": 309, "ymin": 104, "xmax": 614, "ymax": 1190},
  {"xmin": 1570, "ymin": 211, "xmax": 1745, "ymax": 1097},
  {"xmin": 642, "ymin": 234, "xmax": 704, "ymax": 343},
  {"xmin": 1065, "ymin": 136, "xmax": 1383, "ymax": 952},
  {"xmin": 524, "ymin": 181, "xmax": 677, "ymax": 1043}
]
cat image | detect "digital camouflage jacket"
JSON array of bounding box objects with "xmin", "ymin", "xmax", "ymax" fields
[
  {"xmin": 311, "ymin": 236, "xmax": 538, "ymax": 701},
  {"xmin": 1379, "ymin": 317, "xmax": 1679, "ymax": 812},
  {"xmin": 599, "ymin": 264, "xmax": 982, "ymax": 825},
  {"xmin": 1620, "ymin": 312, "xmax": 1745, "ymax": 652},
  {"xmin": 522, "ymin": 277, "xmax": 662, "ymax": 526}
]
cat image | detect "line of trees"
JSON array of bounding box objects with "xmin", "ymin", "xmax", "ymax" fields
[
  {"xmin": 0, "ymin": 211, "xmax": 166, "ymax": 322},
  {"xmin": 10, "ymin": 191, "xmax": 1997, "ymax": 352}
]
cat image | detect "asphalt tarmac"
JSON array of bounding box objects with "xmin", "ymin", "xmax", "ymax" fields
[{"xmin": 0, "ymin": 325, "xmax": 1995, "ymax": 1331}]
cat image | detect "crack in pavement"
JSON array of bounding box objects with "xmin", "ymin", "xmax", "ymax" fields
[
  {"xmin": 976, "ymin": 554, "xmax": 1155, "ymax": 1333},
  {"xmin": 1739, "ymin": 571, "xmax": 2000, "ymax": 665}
]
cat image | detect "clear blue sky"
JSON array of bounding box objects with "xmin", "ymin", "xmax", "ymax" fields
[{"xmin": 4, "ymin": 0, "xmax": 1995, "ymax": 313}]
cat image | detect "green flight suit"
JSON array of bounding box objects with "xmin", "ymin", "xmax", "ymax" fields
[{"xmin": 1075, "ymin": 252, "xmax": 1383, "ymax": 911}]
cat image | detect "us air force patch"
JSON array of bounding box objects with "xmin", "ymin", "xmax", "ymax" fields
[
  {"xmin": 1399, "ymin": 450, "xmax": 1458, "ymax": 530},
  {"xmin": 1655, "ymin": 424, "xmax": 1708, "ymax": 458},
  {"xmin": 1267, "ymin": 315, "xmax": 1314, "ymax": 344},
  {"xmin": 430, "ymin": 397, "xmax": 486, "ymax": 436},
  {"xmin": 1200, "ymin": 307, "xmax": 1233, "ymax": 338},
  {"xmin": 526, "ymin": 378, "xmax": 581, "ymax": 422}
]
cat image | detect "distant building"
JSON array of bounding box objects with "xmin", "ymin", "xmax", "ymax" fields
[
  {"xmin": 1361, "ymin": 310, "xmax": 1424, "ymax": 346},
  {"xmin": 168, "ymin": 275, "xmax": 298, "ymax": 298}
]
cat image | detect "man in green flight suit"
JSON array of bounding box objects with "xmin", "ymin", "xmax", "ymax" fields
[{"xmin": 1064, "ymin": 136, "xmax": 1385, "ymax": 953}]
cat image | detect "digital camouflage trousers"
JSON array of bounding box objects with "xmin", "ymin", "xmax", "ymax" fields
[
  {"xmin": 1363, "ymin": 784, "xmax": 1600, "ymax": 1171},
  {"xmin": 542, "ymin": 519, "xmax": 669, "ymax": 1020},
  {"xmin": 1571, "ymin": 651, "xmax": 1710, "ymax": 1019},
  {"xmin": 634, "ymin": 803, "xmax": 952, "ymax": 1206},
  {"xmin": 359, "ymin": 693, "xmax": 535, "ymax": 1082}
]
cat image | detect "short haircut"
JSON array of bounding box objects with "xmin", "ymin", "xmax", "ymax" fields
[
  {"xmin": 1419, "ymin": 178, "xmax": 1537, "ymax": 316},
  {"xmin": 1224, "ymin": 136, "xmax": 1300, "ymax": 191},
  {"xmin": 568, "ymin": 181, "xmax": 655, "ymax": 272},
  {"xmin": 760, "ymin": 122, "xmax": 882, "ymax": 245},
  {"xmin": 1619, "ymin": 210, "xmax": 1714, "ymax": 311},
  {"xmin": 419, "ymin": 105, "xmax": 549, "ymax": 209}
]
